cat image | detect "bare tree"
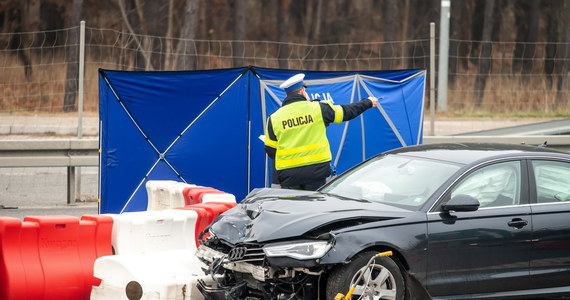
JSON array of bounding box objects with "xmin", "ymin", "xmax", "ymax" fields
[
  {"xmin": 381, "ymin": 0, "xmax": 397, "ymax": 70},
  {"xmin": 406, "ymin": 0, "xmax": 438, "ymax": 69},
  {"xmin": 233, "ymin": 0, "xmax": 246, "ymax": 67},
  {"xmin": 63, "ymin": 0, "xmax": 83, "ymax": 112},
  {"xmin": 176, "ymin": 0, "xmax": 200, "ymax": 70},
  {"xmin": 512, "ymin": 1, "xmax": 540, "ymax": 75},
  {"xmin": 400, "ymin": 0, "xmax": 410, "ymax": 68},
  {"xmin": 449, "ymin": 0, "xmax": 465, "ymax": 83},
  {"xmin": 144, "ymin": 1, "xmax": 168, "ymax": 70},
  {"xmin": 309, "ymin": 0, "xmax": 328, "ymax": 70},
  {"xmin": 474, "ymin": 0, "xmax": 494, "ymax": 107},
  {"xmin": 164, "ymin": 0, "xmax": 175, "ymax": 70},
  {"xmin": 556, "ymin": 0, "xmax": 570, "ymax": 106},
  {"xmin": 276, "ymin": 0, "xmax": 291, "ymax": 69},
  {"xmin": 544, "ymin": 0, "xmax": 561, "ymax": 89},
  {"xmin": 116, "ymin": 0, "xmax": 153, "ymax": 70}
]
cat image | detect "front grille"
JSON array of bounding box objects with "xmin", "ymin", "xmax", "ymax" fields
[{"xmin": 230, "ymin": 244, "xmax": 265, "ymax": 265}]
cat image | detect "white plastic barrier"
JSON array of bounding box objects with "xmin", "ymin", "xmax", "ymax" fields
[
  {"xmin": 108, "ymin": 209, "xmax": 198, "ymax": 255},
  {"xmin": 91, "ymin": 250, "xmax": 214, "ymax": 300},
  {"xmin": 146, "ymin": 180, "xmax": 197, "ymax": 211},
  {"xmin": 201, "ymin": 192, "xmax": 237, "ymax": 204},
  {"xmin": 92, "ymin": 209, "xmax": 210, "ymax": 299},
  {"xmin": 145, "ymin": 180, "xmax": 176, "ymax": 210}
]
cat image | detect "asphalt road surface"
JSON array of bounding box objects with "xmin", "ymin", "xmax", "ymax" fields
[{"xmin": 0, "ymin": 166, "xmax": 98, "ymax": 219}]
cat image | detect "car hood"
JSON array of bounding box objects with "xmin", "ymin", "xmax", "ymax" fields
[{"xmin": 209, "ymin": 188, "xmax": 414, "ymax": 244}]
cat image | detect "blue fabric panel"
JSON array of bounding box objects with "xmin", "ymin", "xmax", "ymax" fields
[
  {"xmin": 101, "ymin": 69, "xmax": 245, "ymax": 152},
  {"xmin": 361, "ymin": 74, "xmax": 425, "ymax": 160},
  {"xmin": 335, "ymin": 116, "xmax": 364, "ymax": 174},
  {"xmin": 400, "ymin": 75, "xmax": 426, "ymax": 144},
  {"xmin": 166, "ymin": 74, "xmax": 249, "ymax": 200},
  {"xmin": 99, "ymin": 73, "xmax": 165, "ymax": 213},
  {"xmin": 247, "ymin": 72, "xmax": 267, "ymax": 188}
]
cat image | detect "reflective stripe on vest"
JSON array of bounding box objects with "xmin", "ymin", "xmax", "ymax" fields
[
  {"xmin": 322, "ymin": 100, "xmax": 344, "ymax": 124},
  {"xmin": 270, "ymin": 101, "xmax": 332, "ymax": 170}
]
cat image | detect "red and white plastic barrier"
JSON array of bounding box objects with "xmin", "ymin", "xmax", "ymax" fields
[
  {"xmin": 0, "ymin": 215, "xmax": 113, "ymax": 300},
  {"xmin": 0, "ymin": 182, "xmax": 238, "ymax": 300}
]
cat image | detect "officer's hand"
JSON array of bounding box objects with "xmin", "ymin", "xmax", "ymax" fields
[{"xmin": 368, "ymin": 97, "xmax": 379, "ymax": 107}]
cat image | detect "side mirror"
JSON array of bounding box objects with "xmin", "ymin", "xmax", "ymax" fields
[{"xmin": 442, "ymin": 194, "xmax": 480, "ymax": 212}]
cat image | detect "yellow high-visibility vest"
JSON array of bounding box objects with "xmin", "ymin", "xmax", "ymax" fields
[{"xmin": 268, "ymin": 101, "xmax": 333, "ymax": 170}]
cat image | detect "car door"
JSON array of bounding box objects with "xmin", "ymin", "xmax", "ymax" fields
[
  {"xmin": 528, "ymin": 159, "xmax": 570, "ymax": 290},
  {"xmin": 426, "ymin": 160, "xmax": 532, "ymax": 297}
]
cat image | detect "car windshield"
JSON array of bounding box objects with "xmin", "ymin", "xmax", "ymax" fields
[{"xmin": 321, "ymin": 154, "xmax": 461, "ymax": 208}]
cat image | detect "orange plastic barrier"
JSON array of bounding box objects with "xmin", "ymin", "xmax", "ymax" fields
[
  {"xmin": 183, "ymin": 186, "xmax": 225, "ymax": 205},
  {"xmin": 206, "ymin": 202, "xmax": 238, "ymax": 210},
  {"xmin": 177, "ymin": 202, "xmax": 231, "ymax": 246},
  {"xmin": 0, "ymin": 215, "xmax": 113, "ymax": 300},
  {"xmin": 187, "ymin": 203, "xmax": 229, "ymax": 222},
  {"xmin": 175, "ymin": 206, "xmax": 212, "ymax": 246}
]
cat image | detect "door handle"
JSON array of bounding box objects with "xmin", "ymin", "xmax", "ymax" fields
[{"xmin": 508, "ymin": 218, "xmax": 528, "ymax": 229}]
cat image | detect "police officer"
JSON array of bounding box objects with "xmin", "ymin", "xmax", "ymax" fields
[{"xmin": 264, "ymin": 73, "xmax": 378, "ymax": 191}]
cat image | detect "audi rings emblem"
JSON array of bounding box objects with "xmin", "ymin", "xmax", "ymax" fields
[{"xmin": 228, "ymin": 247, "xmax": 248, "ymax": 261}]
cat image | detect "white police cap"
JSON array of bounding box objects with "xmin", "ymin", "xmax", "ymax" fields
[{"xmin": 280, "ymin": 73, "xmax": 306, "ymax": 92}]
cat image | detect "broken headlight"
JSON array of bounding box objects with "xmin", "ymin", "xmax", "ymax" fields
[{"xmin": 263, "ymin": 240, "xmax": 332, "ymax": 260}]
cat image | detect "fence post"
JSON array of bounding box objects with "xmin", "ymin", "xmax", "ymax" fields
[
  {"xmin": 437, "ymin": 0, "xmax": 450, "ymax": 112},
  {"xmin": 75, "ymin": 20, "xmax": 86, "ymax": 203},
  {"xmin": 78, "ymin": 20, "xmax": 85, "ymax": 138},
  {"xmin": 430, "ymin": 22, "xmax": 435, "ymax": 136}
]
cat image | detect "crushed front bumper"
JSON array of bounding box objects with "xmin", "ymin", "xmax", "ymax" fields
[
  {"xmin": 197, "ymin": 279, "xmax": 248, "ymax": 300},
  {"xmin": 196, "ymin": 245, "xmax": 269, "ymax": 281}
]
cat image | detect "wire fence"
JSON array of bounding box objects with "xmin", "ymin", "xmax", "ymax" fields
[
  {"xmin": 1, "ymin": 24, "xmax": 568, "ymax": 207},
  {"xmin": 0, "ymin": 25, "xmax": 569, "ymax": 120}
]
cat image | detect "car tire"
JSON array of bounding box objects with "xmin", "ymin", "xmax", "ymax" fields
[{"xmin": 325, "ymin": 251, "xmax": 405, "ymax": 300}]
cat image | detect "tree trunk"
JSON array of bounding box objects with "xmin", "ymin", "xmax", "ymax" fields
[
  {"xmin": 303, "ymin": 0, "xmax": 315, "ymax": 44},
  {"xmin": 277, "ymin": 0, "xmax": 291, "ymax": 69},
  {"xmin": 511, "ymin": 1, "xmax": 539, "ymax": 75},
  {"xmin": 164, "ymin": 0, "xmax": 174, "ymax": 70},
  {"xmin": 522, "ymin": 1, "xmax": 540, "ymax": 75},
  {"xmin": 145, "ymin": 1, "xmax": 165, "ymax": 70},
  {"xmin": 176, "ymin": 0, "xmax": 200, "ymax": 70},
  {"xmin": 311, "ymin": 0, "xmax": 328, "ymax": 70},
  {"xmin": 400, "ymin": 0, "xmax": 410, "ymax": 68},
  {"xmin": 116, "ymin": 0, "xmax": 152, "ymax": 70},
  {"xmin": 18, "ymin": 0, "xmax": 40, "ymax": 80},
  {"xmin": 544, "ymin": 0, "xmax": 561, "ymax": 89},
  {"xmin": 556, "ymin": 0, "xmax": 570, "ymax": 106},
  {"xmin": 382, "ymin": 0, "xmax": 397, "ymax": 70},
  {"xmin": 63, "ymin": 0, "xmax": 83, "ymax": 112},
  {"xmin": 233, "ymin": 0, "xmax": 246, "ymax": 67},
  {"xmin": 469, "ymin": 0, "xmax": 485, "ymax": 66},
  {"xmin": 21, "ymin": 0, "xmax": 40, "ymax": 31},
  {"xmin": 474, "ymin": 0, "xmax": 494, "ymax": 108},
  {"xmin": 449, "ymin": 0, "xmax": 464, "ymax": 83}
]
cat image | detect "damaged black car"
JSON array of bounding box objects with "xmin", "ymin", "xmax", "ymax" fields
[{"xmin": 196, "ymin": 143, "xmax": 570, "ymax": 299}]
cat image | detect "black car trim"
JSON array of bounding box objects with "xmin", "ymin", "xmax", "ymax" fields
[{"xmin": 426, "ymin": 204, "xmax": 532, "ymax": 215}]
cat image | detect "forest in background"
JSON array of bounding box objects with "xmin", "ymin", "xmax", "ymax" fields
[
  {"xmin": 2, "ymin": 0, "xmax": 565, "ymax": 56},
  {"xmin": 1, "ymin": 0, "xmax": 569, "ymax": 113}
]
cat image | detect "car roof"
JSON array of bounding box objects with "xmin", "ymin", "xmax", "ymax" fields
[{"xmin": 385, "ymin": 143, "xmax": 570, "ymax": 165}]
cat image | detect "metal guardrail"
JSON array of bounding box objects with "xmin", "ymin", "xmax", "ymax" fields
[
  {"xmin": 0, "ymin": 136, "xmax": 568, "ymax": 205},
  {"xmin": 0, "ymin": 139, "xmax": 99, "ymax": 167},
  {"xmin": 0, "ymin": 139, "xmax": 99, "ymax": 204}
]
